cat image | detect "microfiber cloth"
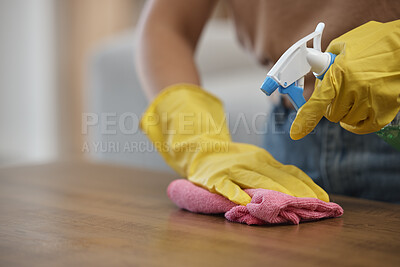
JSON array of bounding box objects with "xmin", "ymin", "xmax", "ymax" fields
[{"xmin": 167, "ymin": 179, "xmax": 343, "ymax": 225}]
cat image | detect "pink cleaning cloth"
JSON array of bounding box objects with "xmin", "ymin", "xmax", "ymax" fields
[
  {"xmin": 167, "ymin": 179, "xmax": 343, "ymax": 225},
  {"xmin": 166, "ymin": 179, "xmax": 237, "ymax": 213}
]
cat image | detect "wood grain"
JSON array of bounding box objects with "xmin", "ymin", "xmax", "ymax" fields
[{"xmin": 0, "ymin": 161, "xmax": 399, "ymax": 266}]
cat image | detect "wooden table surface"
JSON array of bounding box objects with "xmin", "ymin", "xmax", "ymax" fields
[{"xmin": 0, "ymin": 161, "xmax": 399, "ymax": 266}]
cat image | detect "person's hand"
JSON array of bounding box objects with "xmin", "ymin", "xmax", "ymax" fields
[
  {"xmin": 187, "ymin": 141, "xmax": 329, "ymax": 205},
  {"xmin": 141, "ymin": 84, "xmax": 329, "ymax": 205},
  {"xmin": 291, "ymin": 20, "xmax": 400, "ymax": 140}
]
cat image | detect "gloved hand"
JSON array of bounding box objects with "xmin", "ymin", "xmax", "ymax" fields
[
  {"xmin": 141, "ymin": 84, "xmax": 329, "ymax": 205},
  {"xmin": 291, "ymin": 20, "xmax": 400, "ymax": 140}
]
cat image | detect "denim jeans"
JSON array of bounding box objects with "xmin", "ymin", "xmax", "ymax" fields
[{"xmin": 263, "ymin": 105, "xmax": 400, "ymax": 202}]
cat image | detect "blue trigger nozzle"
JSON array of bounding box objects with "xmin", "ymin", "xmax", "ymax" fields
[
  {"xmin": 260, "ymin": 77, "xmax": 279, "ymax": 96},
  {"xmin": 260, "ymin": 77, "xmax": 306, "ymax": 110}
]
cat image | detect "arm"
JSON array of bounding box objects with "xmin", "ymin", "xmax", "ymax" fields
[
  {"xmin": 137, "ymin": 0, "xmax": 330, "ymax": 205},
  {"xmin": 135, "ymin": 0, "xmax": 217, "ymax": 100}
]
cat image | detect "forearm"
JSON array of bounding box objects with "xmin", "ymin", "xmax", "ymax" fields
[
  {"xmin": 135, "ymin": 0, "xmax": 216, "ymax": 100},
  {"xmin": 136, "ymin": 23, "xmax": 200, "ymax": 100}
]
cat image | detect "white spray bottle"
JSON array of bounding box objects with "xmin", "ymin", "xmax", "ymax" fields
[{"xmin": 260, "ymin": 22, "xmax": 335, "ymax": 110}]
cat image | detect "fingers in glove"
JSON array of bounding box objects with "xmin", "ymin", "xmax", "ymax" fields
[
  {"xmin": 277, "ymin": 164, "xmax": 330, "ymax": 202},
  {"xmin": 290, "ymin": 61, "xmax": 339, "ymax": 140},
  {"xmin": 230, "ymin": 169, "xmax": 293, "ymax": 196},
  {"xmin": 231, "ymin": 168, "xmax": 318, "ymax": 199},
  {"xmin": 210, "ymin": 176, "xmax": 252, "ymax": 206}
]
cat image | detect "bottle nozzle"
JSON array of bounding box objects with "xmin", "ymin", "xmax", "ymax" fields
[{"xmin": 306, "ymin": 49, "xmax": 331, "ymax": 76}]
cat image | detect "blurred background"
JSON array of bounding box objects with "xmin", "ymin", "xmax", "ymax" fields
[{"xmin": 0, "ymin": 0, "xmax": 270, "ymax": 170}]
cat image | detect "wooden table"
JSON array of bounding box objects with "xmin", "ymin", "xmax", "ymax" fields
[{"xmin": 0, "ymin": 161, "xmax": 399, "ymax": 266}]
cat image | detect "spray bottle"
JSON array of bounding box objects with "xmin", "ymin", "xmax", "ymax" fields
[{"xmin": 260, "ymin": 22, "xmax": 400, "ymax": 151}]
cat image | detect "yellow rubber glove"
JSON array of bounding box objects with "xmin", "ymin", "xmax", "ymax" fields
[
  {"xmin": 141, "ymin": 84, "xmax": 329, "ymax": 205},
  {"xmin": 291, "ymin": 20, "xmax": 400, "ymax": 140}
]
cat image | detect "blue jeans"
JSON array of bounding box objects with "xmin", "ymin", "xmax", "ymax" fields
[{"xmin": 263, "ymin": 105, "xmax": 400, "ymax": 202}]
